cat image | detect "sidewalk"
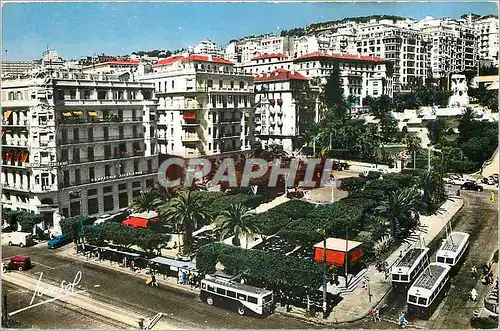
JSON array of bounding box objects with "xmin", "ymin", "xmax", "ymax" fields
[
  {"xmin": 2, "ymin": 271, "xmax": 178, "ymax": 330},
  {"xmin": 274, "ymin": 196, "xmax": 465, "ymax": 325},
  {"xmin": 57, "ymin": 246, "xmax": 197, "ymax": 296}
]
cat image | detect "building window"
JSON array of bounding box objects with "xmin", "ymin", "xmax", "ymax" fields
[
  {"xmin": 105, "ymin": 165, "xmax": 111, "ymax": 177},
  {"xmin": 103, "ymin": 195, "xmax": 114, "ymax": 212},
  {"xmin": 134, "ymin": 160, "xmax": 139, "ymax": 172},
  {"xmin": 88, "ymin": 188, "xmax": 97, "ymax": 196},
  {"xmin": 147, "ymin": 160, "xmax": 152, "ymax": 173},
  {"xmin": 88, "ymin": 198, "xmax": 99, "ymax": 215},
  {"xmin": 103, "ymin": 186, "xmax": 113, "ymax": 194},
  {"xmin": 118, "ymin": 183, "xmax": 127, "ymax": 190},
  {"xmin": 119, "ymin": 192, "xmax": 129, "ymax": 208},
  {"xmin": 219, "ymin": 80, "xmax": 223, "ymax": 88}
]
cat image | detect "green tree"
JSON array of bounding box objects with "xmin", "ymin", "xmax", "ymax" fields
[
  {"xmin": 215, "ymin": 204, "xmax": 260, "ymax": 249},
  {"xmin": 129, "ymin": 190, "xmax": 158, "ymax": 212},
  {"xmin": 158, "ymin": 190, "xmax": 209, "ymax": 253},
  {"xmin": 375, "ymin": 186, "xmax": 421, "ymax": 240},
  {"xmin": 135, "ymin": 228, "xmax": 165, "ymax": 254}
]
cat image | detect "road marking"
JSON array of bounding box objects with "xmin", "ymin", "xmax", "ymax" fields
[
  {"xmin": 8, "ymin": 289, "xmax": 87, "ymax": 316},
  {"xmin": 33, "ymin": 261, "xmax": 55, "ymax": 269}
]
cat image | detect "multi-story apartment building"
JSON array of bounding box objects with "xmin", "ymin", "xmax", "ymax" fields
[
  {"xmin": 1, "ymin": 61, "xmax": 35, "ymax": 78},
  {"xmin": 191, "ymin": 40, "xmax": 225, "ymax": 58},
  {"xmin": 474, "ymin": 16, "xmax": 499, "ymax": 67},
  {"xmin": 240, "ymin": 53, "xmax": 295, "ymax": 75},
  {"xmin": 356, "ymin": 20, "xmax": 431, "ymax": 92},
  {"xmin": 139, "ymin": 54, "xmax": 255, "ymax": 158},
  {"xmin": 259, "ymin": 36, "xmax": 296, "ymax": 58},
  {"xmin": 294, "ymin": 52, "xmax": 394, "ymax": 104},
  {"xmin": 418, "ymin": 18, "xmax": 477, "ymax": 79},
  {"xmin": 254, "ymin": 69, "xmax": 319, "ymax": 152},
  {"xmin": 81, "ymin": 59, "xmax": 140, "ymax": 74},
  {"xmin": 1, "ymin": 68, "xmax": 158, "ymax": 233}
]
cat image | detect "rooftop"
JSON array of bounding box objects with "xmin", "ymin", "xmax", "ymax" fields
[
  {"xmin": 129, "ymin": 210, "xmax": 159, "ymax": 219},
  {"xmin": 313, "ymin": 237, "xmax": 362, "ymax": 252},
  {"xmin": 153, "ymin": 54, "xmax": 233, "ymax": 66},
  {"xmin": 413, "ymin": 263, "xmax": 449, "ymax": 290},
  {"xmin": 397, "ymin": 248, "xmax": 429, "ymax": 268},
  {"xmin": 441, "ymin": 232, "xmax": 469, "ymax": 252},
  {"xmin": 295, "ymin": 51, "xmax": 385, "ymax": 63},
  {"xmin": 254, "ymin": 68, "xmax": 308, "ymax": 83}
]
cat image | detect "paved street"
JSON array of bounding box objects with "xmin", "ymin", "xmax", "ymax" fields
[
  {"xmin": 2, "ymin": 244, "xmax": 312, "ymax": 329},
  {"xmin": 381, "ymin": 189, "xmax": 498, "ymax": 328}
]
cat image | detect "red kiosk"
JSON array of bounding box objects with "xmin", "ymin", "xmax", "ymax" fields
[
  {"xmin": 123, "ymin": 211, "xmax": 160, "ymax": 229},
  {"xmin": 313, "ymin": 237, "xmax": 363, "ymax": 267}
]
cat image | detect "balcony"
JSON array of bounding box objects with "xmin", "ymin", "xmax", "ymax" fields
[
  {"xmin": 206, "ymin": 87, "xmax": 253, "ymax": 93},
  {"xmin": 58, "ymin": 116, "xmax": 141, "ymax": 125},
  {"xmin": 2, "ymin": 182, "xmax": 30, "ymax": 192},
  {"xmin": 182, "ymin": 133, "xmax": 201, "ymax": 142},
  {"xmin": 2, "ymin": 140, "xmax": 29, "ymax": 148},
  {"xmin": 58, "ymin": 134, "xmax": 143, "ymax": 145},
  {"xmin": 2, "ymin": 120, "xmax": 29, "ymax": 127},
  {"xmin": 56, "ymin": 99, "xmax": 156, "ymax": 107},
  {"xmin": 185, "ymin": 100, "xmax": 201, "ymax": 109},
  {"xmin": 61, "ymin": 152, "xmax": 150, "ymax": 166}
]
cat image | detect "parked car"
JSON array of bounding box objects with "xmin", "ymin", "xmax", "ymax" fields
[
  {"xmin": 492, "ymin": 174, "xmax": 499, "ymax": 183},
  {"xmin": 332, "ymin": 161, "xmax": 350, "ymax": 171},
  {"xmin": 444, "ymin": 174, "xmax": 468, "ymax": 186},
  {"xmin": 1, "ymin": 232, "xmax": 34, "ymax": 248},
  {"xmin": 461, "ymin": 181, "xmax": 484, "ymax": 192},
  {"xmin": 47, "ymin": 234, "xmax": 72, "ymax": 249},
  {"xmin": 482, "ymin": 176, "xmax": 496, "ymax": 185},
  {"xmin": 5, "ymin": 256, "xmax": 31, "ymax": 271}
]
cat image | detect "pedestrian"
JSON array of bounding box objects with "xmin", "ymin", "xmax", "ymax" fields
[
  {"xmin": 471, "ymin": 266, "xmax": 477, "ymax": 279},
  {"xmin": 375, "ymin": 308, "xmax": 381, "ymax": 322},
  {"xmin": 490, "ymin": 192, "xmax": 496, "ymax": 203},
  {"xmin": 151, "ymin": 272, "xmax": 159, "ymax": 287},
  {"xmin": 487, "ymin": 271, "xmax": 494, "ymax": 284},
  {"xmin": 470, "ymin": 288, "xmax": 477, "ymax": 302},
  {"xmin": 398, "ymin": 313, "xmax": 408, "ymax": 328},
  {"xmin": 334, "ymin": 273, "xmax": 339, "ymax": 286},
  {"xmin": 130, "ymin": 260, "xmax": 135, "ymax": 272},
  {"xmin": 457, "ymin": 188, "xmax": 461, "ymax": 196},
  {"xmin": 370, "ymin": 307, "xmax": 376, "ymax": 321},
  {"xmin": 182, "ymin": 271, "xmax": 187, "ymax": 285}
]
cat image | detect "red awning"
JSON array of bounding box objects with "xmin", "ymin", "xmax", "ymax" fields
[
  {"xmin": 183, "ymin": 113, "xmax": 197, "ymax": 120},
  {"xmin": 123, "ymin": 217, "xmax": 148, "ymax": 229}
]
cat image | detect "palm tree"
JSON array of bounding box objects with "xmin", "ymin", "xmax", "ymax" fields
[
  {"xmin": 215, "ymin": 203, "xmax": 260, "ymax": 249},
  {"xmin": 158, "ymin": 190, "xmax": 209, "ymax": 254},
  {"xmin": 129, "ymin": 190, "xmax": 159, "ymax": 212},
  {"xmin": 375, "ymin": 186, "xmax": 421, "ymax": 241}
]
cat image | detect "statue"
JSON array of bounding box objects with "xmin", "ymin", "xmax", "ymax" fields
[{"xmin": 448, "ymin": 74, "xmax": 470, "ymax": 107}]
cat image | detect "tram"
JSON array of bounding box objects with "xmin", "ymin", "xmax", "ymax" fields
[
  {"xmin": 407, "ymin": 262, "xmax": 451, "ymax": 319},
  {"xmin": 436, "ymin": 231, "xmax": 470, "ymax": 272},
  {"xmin": 391, "ymin": 247, "xmax": 430, "ymax": 290}
]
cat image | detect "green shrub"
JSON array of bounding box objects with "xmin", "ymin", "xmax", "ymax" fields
[
  {"xmin": 339, "ymin": 177, "xmax": 367, "ymax": 191},
  {"xmin": 196, "ymin": 243, "xmax": 323, "ymax": 296}
]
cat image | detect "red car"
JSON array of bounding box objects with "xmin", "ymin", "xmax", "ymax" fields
[{"xmin": 6, "ymin": 256, "xmax": 31, "ymax": 271}]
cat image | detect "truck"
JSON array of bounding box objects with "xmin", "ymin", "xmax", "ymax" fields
[{"xmin": 1, "ymin": 232, "xmax": 35, "ymax": 247}]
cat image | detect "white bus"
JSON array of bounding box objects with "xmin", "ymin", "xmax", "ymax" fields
[
  {"xmin": 200, "ymin": 275, "xmax": 273, "ymax": 316},
  {"xmin": 436, "ymin": 232, "xmax": 469, "ymax": 269},
  {"xmin": 407, "ymin": 263, "xmax": 451, "ymax": 319},
  {"xmin": 391, "ymin": 247, "xmax": 430, "ymax": 289}
]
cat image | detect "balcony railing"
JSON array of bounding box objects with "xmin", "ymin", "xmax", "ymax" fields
[
  {"xmin": 2, "ymin": 141, "xmax": 29, "ymax": 148},
  {"xmin": 58, "ymin": 135, "xmax": 143, "ymax": 145},
  {"xmin": 182, "ymin": 133, "xmax": 201, "ymax": 142},
  {"xmin": 58, "ymin": 116, "xmax": 142, "ymax": 125},
  {"xmin": 57, "ymin": 99, "xmax": 156, "ymax": 106},
  {"xmin": 2, "ymin": 120, "xmax": 29, "ymax": 126},
  {"xmin": 62, "ymin": 152, "xmax": 148, "ymax": 165}
]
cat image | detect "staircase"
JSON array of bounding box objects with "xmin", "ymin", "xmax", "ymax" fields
[{"xmin": 337, "ymin": 268, "xmax": 368, "ymax": 295}]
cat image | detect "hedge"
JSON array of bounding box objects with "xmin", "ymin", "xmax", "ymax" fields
[
  {"xmin": 252, "ymin": 200, "xmax": 315, "ymax": 236},
  {"xmin": 196, "ymin": 243, "xmax": 323, "ymax": 296}
]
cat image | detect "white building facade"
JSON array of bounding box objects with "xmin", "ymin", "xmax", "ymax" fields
[
  {"xmin": 1, "ymin": 69, "xmax": 158, "ymax": 233},
  {"xmin": 356, "ymin": 20, "xmax": 431, "ymax": 92},
  {"xmin": 474, "ymin": 16, "xmax": 499, "ymax": 67},
  {"xmin": 139, "ymin": 54, "xmax": 255, "ymax": 158},
  {"xmin": 254, "ymin": 69, "xmax": 319, "ymax": 152}
]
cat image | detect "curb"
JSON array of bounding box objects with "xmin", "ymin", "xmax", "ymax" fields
[{"xmin": 61, "ymin": 251, "xmax": 198, "ymax": 296}]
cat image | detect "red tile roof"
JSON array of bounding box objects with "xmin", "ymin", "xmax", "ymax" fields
[
  {"xmin": 181, "ymin": 55, "xmax": 233, "ymax": 64},
  {"xmin": 296, "ymin": 51, "xmax": 385, "ymax": 63},
  {"xmin": 153, "ymin": 54, "xmax": 233, "ymax": 66},
  {"xmin": 254, "ymin": 68, "xmax": 308, "ymax": 83},
  {"xmin": 153, "ymin": 56, "xmax": 185, "ymax": 66},
  {"xmin": 252, "ymin": 53, "xmax": 287, "ymax": 61}
]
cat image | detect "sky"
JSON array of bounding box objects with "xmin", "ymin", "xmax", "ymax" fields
[{"xmin": 2, "ymin": 1, "xmax": 498, "ymax": 61}]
